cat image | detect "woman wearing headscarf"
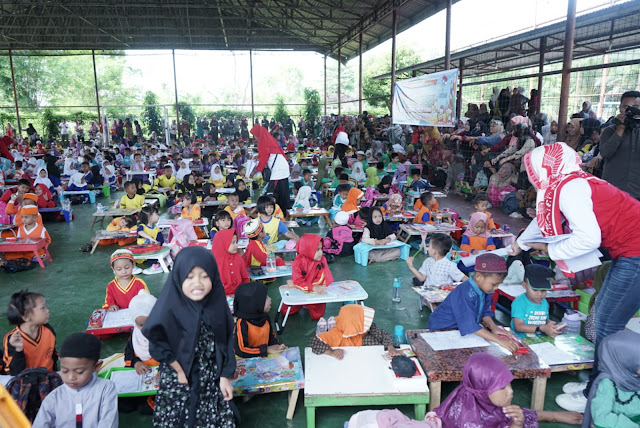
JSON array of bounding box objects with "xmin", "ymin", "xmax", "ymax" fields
[
  {"xmin": 576, "ymin": 100, "xmax": 597, "ymax": 119},
  {"xmin": 143, "ymin": 247, "xmax": 237, "ymax": 428},
  {"xmin": 314, "ymin": 158, "xmax": 331, "ymax": 191},
  {"xmin": 492, "ymin": 122, "xmax": 536, "ymax": 188},
  {"xmin": 249, "ymin": 124, "xmax": 291, "ymax": 211},
  {"xmin": 361, "ymin": 207, "xmax": 400, "ymax": 263},
  {"xmin": 487, "ymin": 162, "xmax": 517, "ymax": 207},
  {"xmin": 564, "ymin": 118, "xmax": 583, "ymax": 150},
  {"xmin": 365, "ymin": 165, "xmax": 380, "ymax": 188},
  {"xmin": 510, "ymin": 143, "xmax": 640, "ymax": 412}
]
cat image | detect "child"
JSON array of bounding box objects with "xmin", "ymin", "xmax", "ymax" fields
[
  {"xmin": 337, "ymin": 173, "xmax": 350, "ymax": 186},
  {"xmin": 210, "ymin": 209, "xmax": 232, "ymax": 240},
  {"xmin": 350, "ymin": 161, "xmax": 366, "ymax": 184},
  {"xmin": 301, "ymin": 169, "xmax": 314, "ymax": 188},
  {"xmin": 434, "ymin": 353, "xmax": 582, "ymax": 427},
  {"xmin": 103, "ymin": 249, "xmax": 149, "ymax": 311},
  {"xmin": 281, "ymin": 234, "xmax": 333, "ymax": 320},
  {"xmin": 67, "ymin": 170, "xmax": 89, "ymax": 203},
  {"xmin": 34, "ymin": 167, "xmax": 54, "ymax": 193},
  {"xmin": 120, "ymin": 180, "xmax": 146, "ymax": 209},
  {"xmin": 224, "ymin": 192, "xmax": 246, "ymax": 220},
  {"xmin": 471, "ymin": 193, "xmax": 497, "ymax": 232},
  {"xmin": 388, "ymin": 152, "xmax": 400, "ymax": 171},
  {"xmin": 5, "ymin": 206, "xmax": 51, "ymax": 261},
  {"xmin": 212, "ymin": 228, "xmax": 249, "ymax": 295},
  {"xmin": 461, "ymin": 212, "xmax": 497, "ymax": 254},
  {"xmin": 235, "ymin": 179, "xmax": 251, "ymax": 203},
  {"xmin": 413, "ymin": 191, "xmax": 437, "ymax": 224},
  {"xmin": 154, "ymin": 164, "xmax": 177, "ymax": 191},
  {"xmin": 380, "ymin": 193, "xmax": 404, "ymax": 218},
  {"xmin": 96, "ymin": 215, "xmax": 137, "ymax": 247},
  {"xmin": 242, "ymin": 219, "xmax": 286, "ymax": 268},
  {"xmin": 323, "ymin": 211, "xmax": 355, "ymax": 257},
  {"xmin": 142, "ymin": 247, "xmax": 236, "ymax": 427},
  {"xmin": 6, "ymin": 192, "xmax": 43, "ymax": 227},
  {"xmin": 175, "ymin": 160, "xmax": 191, "ymax": 183},
  {"xmin": 362, "ymin": 207, "xmax": 399, "ymax": 263},
  {"xmin": 180, "ymin": 192, "xmax": 201, "ymax": 220},
  {"xmin": 310, "ymin": 304, "xmax": 395, "ymax": 360},
  {"xmin": 131, "ymin": 153, "xmax": 145, "ymax": 171},
  {"xmin": 233, "ymin": 282, "xmax": 285, "ymax": 358},
  {"xmin": 32, "ymin": 333, "xmax": 118, "ymax": 427},
  {"xmin": 209, "ymin": 163, "xmax": 225, "ymax": 187},
  {"xmin": 341, "ymin": 187, "xmax": 364, "ymax": 213},
  {"xmin": 427, "ymin": 254, "xmax": 519, "ymax": 353},
  {"xmin": 3, "ymin": 290, "xmax": 56, "ymax": 375},
  {"xmin": 580, "ymin": 331, "xmax": 640, "ymax": 428},
  {"xmin": 124, "ymin": 290, "xmax": 160, "ymax": 374},
  {"xmin": 510, "ymin": 264, "xmax": 561, "ymax": 338},
  {"xmin": 256, "ymin": 195, "xmax": 298, "ymax": 244},
  {"xmin": 329, "ymin": 184, "xmax": 350, "ymax": 219},
  {"xmin": 137, "ymin": 205, "xmax": 164, "ymax": 245},
  {"xmin": 365, "ymin": 165, "xmax": 381, "ymax": 187},
  {"xmin": 408, "ymin": 168, "xmax": 431, "ymax": 192},
  {"xmin": 377, "ymin": 175, "xmax": 393, "ymax": 195},
  {"xmin": 406, "ymin": 233, "xmax": 467, "ymax": 287},
  {"xmin": 179, "ymin": 173, "xmax": 197, "ymax": 194}
]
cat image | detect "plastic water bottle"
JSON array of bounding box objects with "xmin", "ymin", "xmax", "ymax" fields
[
  {"xmin": 266, "ymin": 250, "xmax": 277, "ymax": 273},
  {"xmin": 392, "ymin": 277, "xmax": 402, "ymax": 302},
  {"xmin": 96, "ymin": 203, "xmax": 104, "ymax": 213},
  {"xmin": 394, "ymin": 325, "xmax": 405, "ymax": 346}
]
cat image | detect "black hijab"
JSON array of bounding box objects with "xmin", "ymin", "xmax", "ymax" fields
[
  {"xmin": 367, "ymin": 207, "xmax": 394, "ymax": 239},
  {"xmin": 377, "ymin": 175, "xmax": 392, "ymax": 194},
  {"xmin": 180, "ymin": 174, "xmax": 196, "ymax": 192},
  {"xmin": 234, "ymin": 179, "xmax": 251, "ymax": 203},
  {"xmin": 143, "ymin": 247, "xmax": 235, "ymax": 383},
  {"xmin": 233, "ymin": 282, "xmax": 269, "ymax": 326}
]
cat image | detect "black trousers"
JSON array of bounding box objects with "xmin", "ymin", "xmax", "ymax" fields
[
  {"xmin": 334, "ymin": 143, "xmax": 348, "ymax": 166},
  {"xmin": 269, "ymin": 178, "xmax": 290, "ymax": 211}
]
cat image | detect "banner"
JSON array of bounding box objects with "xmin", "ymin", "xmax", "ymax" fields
[{"xmin": 391, "ymin": 69, "xmax": 458, "ymax": 127}]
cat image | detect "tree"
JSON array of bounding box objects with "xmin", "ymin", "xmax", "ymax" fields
[
  {"xmin": 303, "ymin": 88, "xmax": 322, "ymax": 123},
  {"xmin": 273, "ymin": 95, "xmax": 289, "ymax": 125},
  {"xmin": 178, "ymin": 103, "xmax": 196, "ymax": 127},
  {"xmin": 141, "ymin": 91, "xmax": 162, "ymax": 135}
]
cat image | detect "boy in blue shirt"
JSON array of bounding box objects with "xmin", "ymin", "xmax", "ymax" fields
[
  {"xmin": 510, "ymin": 264, "xmax": 561, "ymax": 338},
  {"xmin": 427, "ymin": 253, "xmax": 519, "ymax": 353},
  {"xmin": 408, "ymin": 169, "xmax": 431, "ymax": 192}
]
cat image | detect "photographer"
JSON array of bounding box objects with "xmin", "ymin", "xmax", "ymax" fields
[{"xmin": 600, "ymin": 91, "xmax": 640, "ymax": 200}]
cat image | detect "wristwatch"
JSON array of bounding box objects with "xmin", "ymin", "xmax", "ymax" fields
[{"xmin": 535, "ymin": 326, "xmax": 541, "ymax": 334}]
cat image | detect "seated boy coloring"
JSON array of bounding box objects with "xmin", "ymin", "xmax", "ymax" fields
[
  {"xmin": 510, "ymin": 264, "xmax": 561, "ymax": 338},
  {"xmin": 408, "ymin": 169, "xmax": 431, "ymax": 192},
  {"xmin": 32, "ymin": 333, "xmax": 118, "ymax": 428},
  {"xmin": 406, "ymin": 233, "xmax": 467, "ymax": 287},
  {"xmin": 103, "ymin": 249, "xmax": 149, "ymax": 311},
  {"xmin": 427, "ymin": 253, "xmax": 519, "ymax": 353}
]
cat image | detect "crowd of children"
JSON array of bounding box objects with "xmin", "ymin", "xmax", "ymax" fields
[{"xmin": 0, "ymin": 128, "xmax": 638, "ymax": 428}]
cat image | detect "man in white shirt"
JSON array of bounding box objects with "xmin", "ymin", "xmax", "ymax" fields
[{"xmin": 59, "ymin": 119, "xmax": 69, "ymax": 145}]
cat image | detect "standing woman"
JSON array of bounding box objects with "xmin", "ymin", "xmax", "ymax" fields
[
  {"xmin": 249, "ymin": 124, "xmax": 291, "ymax": 211},
  {"xmin": 509, "ymin": 142, "xmax": 640, "ymax": 412}
]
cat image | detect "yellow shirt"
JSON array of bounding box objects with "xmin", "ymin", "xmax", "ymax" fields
[
  {"xmin": 181, "ymin": 205, "xmax": 201, "ymax": 221},
  {"xmin": 120, "ymin": 194, "xmax": 145, "ymax": 209},
  {"xmin": 154, "ymin": 175, "xmax": 177, "ymax": 190}
]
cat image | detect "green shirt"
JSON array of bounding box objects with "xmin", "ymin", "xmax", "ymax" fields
[{"xmin": 592, "ymin": 378, "xmax": 640, "ymax": 428}]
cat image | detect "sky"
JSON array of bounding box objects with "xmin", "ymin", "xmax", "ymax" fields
[{"xmin": 124, "ymin": 0, "xmax": 628, "ymax": 103}]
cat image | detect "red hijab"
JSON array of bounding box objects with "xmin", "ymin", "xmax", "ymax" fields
[
  {"xmin": 35, "ymin": 184, "xmax": 55, "ymax": 208},
  {"xmin": 250, "ymin": 124, "xmax": 285, "ymax": 172},
  {"xmin": 211, "ymin": 228, "xmax": 249, "ymax": 295},
  {"xmin": 292, "ymin": 234, "xmax": 334, "ymax": 291}
]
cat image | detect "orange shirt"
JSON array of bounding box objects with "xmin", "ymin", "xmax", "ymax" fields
[
  {"xmin": 181, "ymin": 205, "xmax": 202, "ymax": 221},
  {"xmin": 413, "ymin": 206, "xmax": 435, "ymax": 224},
  {"xmin": 3, "ymin": 324, "xmax": 57, "ymax": 375}
]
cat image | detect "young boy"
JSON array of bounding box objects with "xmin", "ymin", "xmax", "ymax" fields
[
  {"xmin": 154, "ymin": 164, "xmax": 177, "ymax": 192},
  {"xmin": 80, "ymin": 161, "xmax": 93, "ymax": 183},
  {"xmin": 103, "ymin": 249, "xmax": 149, "ymax": 311},
  {"xmin": 302, "ymin": 169, "xmax": 313, "ymax": 188},
  {"xmin": 413, "ymin": 192, "xmax": 437, "ymax": 224},
  {"xmin": 470, "ymin": 193, "xmax": 497, "ymax": 232},
  {"xmin": 388, "ymin": 152, "xmax": 400, "ymax": 171},
  {"xmin": 408, "ymin": 169, "xmax": 431, "ymax": 192},
  {"xmin": 224, "ymin": 192, "xmax": 246, "ymax": 220},
  {"xmin": 406, "ymin": 233, "xmax": 467, "ymax": 287},
  {"xmin": 32, "ymin": 333, "xmax": 118, "ymax": 428},
  {"xmin": 120, "ymin": 180, "xmax": 146, "ymax": 209},
  {"xmin": 337, "ymin": 173, "xmax": 350, "ymax": 186},
  {"xmin": 427, "ymin": 253, "xmax": 519, "ymax": 353},
  {"xmin": 329, "ymin": 183, "xmax": 350, "ymax": 220},
  {"xmin": 242, "ymin": 219, "xmax": 286, "ymax": 268},
  {"xmin": 5, "ymin": 206, "xmax": 51, "ymax": 261},
  {"xmin": 210, "ymin": 209, "xmax": 233, "ymax": 240},
  {"xmin": 9, "ymin": 160, "xmax": 24, "ymax": 180},
  {"xmin": 510, "ymin": 264, "xmax": 561, "ymax": 338}
]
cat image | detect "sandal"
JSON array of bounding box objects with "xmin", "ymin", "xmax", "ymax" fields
[{"xmin": 80, "ymin": 243, "xmax": 92, "ymax": 252}]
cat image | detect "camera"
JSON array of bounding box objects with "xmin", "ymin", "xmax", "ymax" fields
[{"xmin": 613, "ymin": 105, "xmax": 640, "ymax": 128}]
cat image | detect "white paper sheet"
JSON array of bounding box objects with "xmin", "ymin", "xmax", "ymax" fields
[
  {"xmin": 528, "ymin": 342, "xmax": 581, "ymax": 366},
  {"xmin": 102, "ymin": 309, "xmax": 133, "ymax": 329},
  {"xmin": 626, "ymin": 317, "xmax": 640, "ymax": 334},
  {"xmin": 517, "ymin": 232, "xmax": 602, "ymax": 272},
  {"xmin": 110, "ymin": 367, "xmax": 160, "ymax": 394},
  {"xmin": 420, "ymin": 330, "xmax": 490, "ymax": 351},
  {"xmin": 461, "ymin": 247, "xmax": 510, "ymax": 267}
]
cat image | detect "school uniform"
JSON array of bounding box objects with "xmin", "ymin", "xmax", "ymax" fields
[
  {"xmin": 418, "ymin": 257, "xmax": 465, "ymax": 287},
  {"xmin": 468, "ymin": 211, "xmax": 497, "ymax": 231},
  {"xmin": 120, "ymin": 193, "xmax": 145, "ymax": 210},
  {"xmin": 259, "ymin": 216, "xmax": 289, "ymax": 245},
  {"xmin": 234, "ymin": 318, "xmax": 279, "ymax": 358},
  {"xmin": 3, "ymin": 324, "xmax": 58, "ymax": 375},
  {"xmin": 5, "ymin": 222, "xmax": 51, "ymax": 260},
  {"xmin": 32, "ymin": 374, "xmax": 118, "ymax": 428},
  {"xmin": 413, "ymin": 205, "xmax": 435, "ymax": 224},
  {"xmin": 460, "ymin": 235, "xmax": 497, "ymax": 252},
  {"xmin": 102, "ymin": 276, "xmax": 149, "ymax": 309},
  {"xmin": 427, "ymin": 278, "xmax": 494, "ymax": 335},
  {"xmin": 243, "ymin": 239, "xmax": 285, "ymax": 267},
  {"xmin": 154, "ymin": 175, "xmax": 176, "ymax": 190},
  {"xmin": 124, "ymin": 335, "xmax": 160, "ymax": 368},
  {"xmin": 224, "ymin": 205, "xmax": 246, "ymax": 221},
  {"xmin": 136, "ymin": 224, "xmax": 164, "ymax": 245},
  {"xmin": 180, "ymin": 205, "xmax": 201, "ymax": 221},
  {"xmin": 510, "ymin": 294, "xmax": 549, "ymax": 338}
]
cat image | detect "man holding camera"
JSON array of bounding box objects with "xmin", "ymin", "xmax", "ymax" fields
[{"xmin": 600, "ymin": 91, "xmax": 640, "ymax": 200}]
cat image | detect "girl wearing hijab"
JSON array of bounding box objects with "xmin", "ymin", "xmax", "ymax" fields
[
  {"xmin": 377, "ymin": 175, "xmax": 393, "ymax": 195},
  {"xmin": 341, "ymin": 187, "xmax": 363, "ymax": 213},
  {"xmin": 435, "ymin": 353, "xmax": 581, "ymax": 427},
  {"xmin": 365, "ymin": 165, "xmax": 381, "ymax": 188},
  {"xmin": 310, "ymin": 304, "xmax": 395, "ymax": 360},
  {"xmin": 292, "ymin": 185, "xmax": 312, "ymax": 212},
  {"xmin": 314, "ymin": 158, "xmax": 331, "ymax": 191},
  {"xmin": 581, "ymin": 331, "xmax": 640, "ymax": 428},
  {"xmin": 176, "ymin": 161, "xmax": 192, "ymax": 183},
  {"xmin": 102, "ymin": 161, "xmax": 116, "ymax": 188},
  {"xmin": 233, "ymin": 282, "xmax": 286, "ymax": 358},
  {"xmin": 34, "ymin": 183, "xmax": 55, "ymax": 208},
  {"xmin": 34, "ymin": 167, "xmax": 54, "ymax": 193},
  {"xmin": 143, "ymin": 247, "xmax": 236, "ymax": 428},
  {"xmin": 380, "ymin": 193, "xmax": 404, "ymax": 219},
  {"xmin": 461, "ymin": 212, "xmax": 496, "ymax": 254},
  {"xmin": 212, "ymin": 228, "xmax": 249, "ymax": 296},
  {"xmin": 234, "ymin": 179, "xmax": 250, "ymax": 203},
  {"xmin": 361, "ymin": 207, "xmax": 400, "ymax": 263},
  {"xmin": 179, "ymin": 174, "xmax": 197, "ymax": 194},
  {"xmin": 209, "ymin": 164, "xmax": 225, "ymax": 188},
  {"xmin": 281, "ymin": 234, "xmax": 334, "ymax": 320},
  {"xmin": 350, "ymin": 160, "xmax": 366, "ymax": 184}
]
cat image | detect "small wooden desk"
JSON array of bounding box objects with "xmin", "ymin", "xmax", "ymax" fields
[
  {"xmin": 492, "ymin": 283, "xmax": 581, "ymax": 314},
  {"xmin": 132, "ymin": 246, "xmax": 173, "ymax": 273},
  {"xmin": 90, "ymin": 208, "xmax": 140, "ymax": 230},
  {"xmin": 248, "ymin": 265, "xmax": 292, "ymax": 281},
  {"xmin": 0, "ymin": 238, "xmax": 52, "ymax": 268},
  {"xmin": 287, "ymin": 207, "xmax": 332, "ymax": 227},
  {"xmin": 305, "ymin": 345, "xmax": 429, "ymax": 428},
  {"xmin": 408, "ymin": 329, "xmax": 550, "ymax": 411}
]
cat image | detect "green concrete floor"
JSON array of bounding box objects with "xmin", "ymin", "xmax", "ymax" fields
[{"xmin": 0, "ymin": 192, "xmax": 583, "ymax": 427}]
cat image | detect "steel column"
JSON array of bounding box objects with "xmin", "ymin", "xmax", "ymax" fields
[
  {"xmin": 390, "ymin": 9, "xmax": 398, "ymax": 117},
  {"xmin": 359, "ymin": 32, "xmax": 363, "ymax": 115},
  {"xmin": 557, "ymin": 0, "xmax": 577, "ymax": 138},
  {"xmin": 172, "ymin": 49, "xmax": 180, "ymax": 126},
  {"xmin": 536, "ymin": 36, "xmax": 546, "ymax": 115},
  {"xmin": 324, "ymin": 55, "xmax": 327, "ymax": 117},
  {"xmin": 338, "ymin": 48, "xmax": 341, "ymax": 115},
  {"xmin": 9, "ymin": 50, "xmax": 21, "ymax": 136},
  {"xmin": 444, "ymin": 0, "xmax": 452, "ymax": 70},
  {"xmin": 92, "ymin": 50, "xmax": 102, "ymax": 124},
  {"xmin": 250, "ymin": 50, "xmax": 255, "ymax": 126}
]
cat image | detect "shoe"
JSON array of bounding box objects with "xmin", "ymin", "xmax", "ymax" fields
[
  {"xmin": 132, "ymin": 266, "xmax": 143, "ymax": 275},
  {"xmin": 562, "ymin": 382, "xmax": 588, "ymax": 394},
  {"xmin": 143, "ymin": 263, "xmax": 163, "ymax": 275},
  {"xmin": 80, "ymin": 243, "xmax": 92, "ymax": 252},
  {"xmin": 555, "ymin": 391, "xmax": 587, "ymax": 413},
  {"xmin": 315, "ymin": 317, "xmax": 328, "ymax": 334},
  {"xmin": 327, "ymin": 316, "xmax": 337, "ymax": 331}
]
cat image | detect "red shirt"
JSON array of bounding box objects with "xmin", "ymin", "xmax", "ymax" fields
[{"xmin": 103, "ymin": 276, "xmax": 149, "ymax": 309}]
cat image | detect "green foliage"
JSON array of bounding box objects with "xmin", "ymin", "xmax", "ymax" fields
[
  {"xmin": 141, "ymin": 91, "xmax": 162, "ymax": 135},
  {"xmin": 42, "ymin": 108, "xmax": 61, "ymax": 137},
  {"xmin": 273, "ymin": 96, "xmax": 289, "ymax": 125},
  {"xmin": 303, "ymin": 88, "xmax": 322, "ymax": 123},
  {"xmin": 178, "ymin": 103, "xmax": 196, "ymax": 126}
]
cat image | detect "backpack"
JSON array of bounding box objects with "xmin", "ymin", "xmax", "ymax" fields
[
  {"xmin": 2, "ymin": 258, "xmax": 36, "ymax": 274},
  {"xmin": 234, "ymin": 215, "xmax": 252, "ymax": 239},
  {"xmin": 500, "ymin": 191, "xmax": 520, "ymax": 215},
  {"xmin": 6, "ymin": 368, "xmax": 63, "ymax": 422}
]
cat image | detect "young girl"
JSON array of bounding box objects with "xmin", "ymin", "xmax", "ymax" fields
[
  {"xmin": 179, "ymin": 174, "xmax": 197, "ymax": 194},
  {"xmin": 212, "ymin": 228, "xmax": 249, "ymax": 295},
  {"xmin": 124, "ymin": 290, "xmax": 159, "ymax": 374},
  {"xmin": 34, "ymin": 167, "xmax": 54, "ymax": 193},
  {"xmin": 175, "ymin": 160, "xmax": 191, "ymax": 183},
  {"xmin": 95, "ymin": 215, "xmax": 136, "ymax": 247},
  {"xmin": 179, "ymin": 192, "xmax": 201, "ymax": 221},
  {"xmin": 380, "ymin": 193, "xmax": 404, "ymax": 218},
  {"xmin": 6, "ymin": 206, "xmax": 51, "ymax": 261},
  {"xmin": 377, "ymin": 175, "xmax": 393, "ymax": 195},
  {"xmin": 142, "ymin": 247, "xmax": 236, "ymax": 427},
  {"xmin": 137, "ymin": 205, "xmax": 164, "ymax": 245},
  {"xmin": 310, "ymin": 304, "xmax": 395, "ymax": 360},
  {"xmin": 3, "ymin": 290, "xmax": 57, "ymax": 375},
  {"xmin": 210, "ymin": 164, "xmax": 225, "ymax": 187},
  {"xmin": 583, "ymin": 330, "xmax": 640, "ymax": 428},
  {"xmin": 210, "ymin": 209, "xmax": 233, "ymax": 240},
  {"xmin": 233, "ymin": 282, "xmax": 285, "ymax": 358},
  {"xmin": 350, "ymin": 161, "xmax": 367, "ymax": 184},
  {"xmin": 365, "ymin": 165, "xmax": 380, "ymax": 188},
  {"xmin": 434, "ymin": 353, "xmax": 582, "ymax": 427},
  {"xmin": 234, "ymin": 179, "xmax": 250, "ymax": 203},
  {"xmin": 67, "ymin": 170, "xmax": 89, "ymax": 203},
  {"xmin": 341, "ymin": 187, "xmax": 364, "ymax": 213},
  {"xmin": 362, "ymin": 207, "xmax": 400, "ymax": 263},
  {"xmin": 103, "ymin": 249, "xmax": 149, "ymax": 311},
  {"xmin": 281, "ymin": 234, "xmax": 333, "ymax": 320},
  {"xmin": 256, "ymin": 196, "xmax": 298, "ymax": 245},
  {"xmin": 461, "ymin": 212, "xmax": 497, "ymax": 254}
]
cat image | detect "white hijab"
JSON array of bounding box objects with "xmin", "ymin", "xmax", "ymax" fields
[
  {"xmin": 128, "ymin": 290, "xmax": 156, "ymax": 362},
  {"xmin": 293, "ymin": 185, "xmax": 312, "ymax": 210},
  {"xmin": 34, "ymin": 167, "xmax": 54, "ymax": 189},
  {"xmin": 350, "ymin": 161, "xmax": 366, "ymax": 183},
  {"xmin": 175, "ymin": 162, "xmax": 191, "ymax": 182},
  {"xmin": 210, "ymin": 164, "xmax": 224, "ymax": 182},
  {"xmin": 69, "ymin": 171, "xmax": 86, "ymax": 188}
]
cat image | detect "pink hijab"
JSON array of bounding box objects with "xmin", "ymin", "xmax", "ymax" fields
[
  {"xmin": 508, "ymin": 116, "xmax": 529, "ymax": 147},
  {"xmin": 464, "ymin": 212, "xmax": 492, "ymax": 238}
]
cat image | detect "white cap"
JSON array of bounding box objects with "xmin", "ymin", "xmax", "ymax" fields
[{"xmin": 334, "ymin": 211, "xmax": 350, "ymax": 226}]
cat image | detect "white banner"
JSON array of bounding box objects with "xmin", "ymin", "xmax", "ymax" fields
[{"xmin": 392, "ymin": 69, "xmax": 459, "ymax": 127}]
